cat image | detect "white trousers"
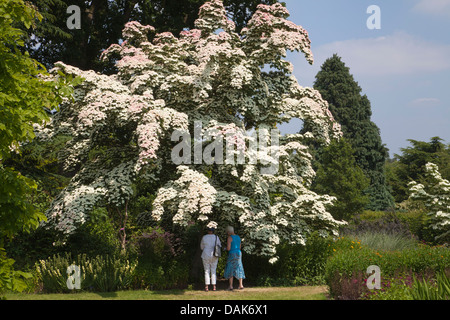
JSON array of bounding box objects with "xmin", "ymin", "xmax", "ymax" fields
[{"xmin": 202, "ymin": 256, "xmax": 219, "ymax": 285}]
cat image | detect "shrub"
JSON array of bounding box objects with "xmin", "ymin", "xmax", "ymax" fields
[
  {"xmin": 276, "ymin": 233, "xmax": 334, "ymax": 285},
  {"xmin": 64, "ymin": 207, "xmax": 120, "ymax": 257},
  {"xmin": 127, "ymin": 227, "xmax": 189, "ymax": 290},
  {"xmin": 6, "ymin": 209, "xmax": 120, "ymax": 271},
  {"xmin": 35, "ymin": 253, "xmax": 136, "ymax": 293},
  {"xmin": 343, "ymin": 211, "xmax": 415, "ymax": 239},
  {"xmin": 128, "ymin": 227, "xmax": 184, "ymax": 260},
  {"xmin": 246, "ymin": 233, "xmax": 335, "ymax": 286},
  {"xmin": 343, "ymin": 210, "xmax": 444, "ymax": 246},
  {"xmin": 131, "ymin": 260, "xmax": 189, "ymax": 291}
]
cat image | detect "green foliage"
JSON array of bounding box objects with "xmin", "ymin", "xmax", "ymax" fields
[
  {"xmin": 0, "ymin": 247, "xmax": 32, "ymax": 296},
  {"xmin": 0, "ymin": 166, "xmax": 45, "ymax": 240},
  {"xmin": 35, "ymin": 253, "xmax": 136, "ymax": 293},
  {"xmin": 245, "ymin": 233, "xmax": 335, "ymax": 286},
  {"xmin": 4, "ymin": 228, "xmax": 62, "ymax": 271},
  {"xmin": 0, "ymin": 0, "xmax": 80, "ymax": 241},
  {"xmin": 387, "ymin": 137, "xmax": 450, "ymax": 202},
  {"xmin": 410, "ymin": 270, "xmax": 450, "ymax": 300},
  {"xmin": 5, "ymin": 207, "xmax": 119, "ymax": 274},
  {"xmin": 342, "ymin": 211, "xmax": 419, "ymax": 251},
  {"xmin": 313, "ymin": 54, "xmax": 393, "ymax": 211},
  {"xmin": 127, "ymin": 227, "xmax": 189, "ymax": 290},
  {"xmin": 0, "ymin": 0, "xmax": 77, "ymax": 160},
  {"xmin": 312, "ymin": 138, "xmax": 369, "ymax": 221},
  {"xmin": 64, "ymin": 208, "xmax": 121, "ymax": 257},
  {"xmin": 275, "ymin": 233, "xmax": 334, "ymax": 285},
  {"xmin": 0, "ymin": 0, "xmax": 79, "ymax": 294}
]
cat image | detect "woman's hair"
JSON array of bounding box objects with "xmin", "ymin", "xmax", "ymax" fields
[{"xmin": 226, "ymin": 226, "xmax": 234, "ymax": 234}]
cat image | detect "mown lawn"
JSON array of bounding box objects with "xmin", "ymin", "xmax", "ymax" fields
[{"xmin": 4, "ymin": 286, "xmax": 328, "ymax": 300}]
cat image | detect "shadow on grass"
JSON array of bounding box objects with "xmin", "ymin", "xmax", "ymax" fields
[
  {"xmin": 94, "ymin": 291, "xmax": 119, "ymax": 299},
  {"xmin": 91, "ymin": 288, "xmax": 188, "ymax": 300}
]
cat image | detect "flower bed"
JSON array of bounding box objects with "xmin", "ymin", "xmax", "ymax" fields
[{"xmin": 325, "ymin": 236, "xmax": 450, "ymax": 300}]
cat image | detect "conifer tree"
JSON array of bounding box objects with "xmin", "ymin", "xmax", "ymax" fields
[
  {"xmin": 313, "ymin": 54, "xmax": 394, "ymax": 211},
  {"xmin": 312, "ymin": 138, "xmax": 369, "ymax": 221}
]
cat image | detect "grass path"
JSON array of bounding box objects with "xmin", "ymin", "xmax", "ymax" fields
[{"xmin": 4, "ymin": 286, "xmax": 328, "ymax": 300}]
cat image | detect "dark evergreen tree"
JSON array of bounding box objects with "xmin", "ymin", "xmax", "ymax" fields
[
  {"xmin": 312, "ymin": 138, "xmax": 370, "ymax": 221},
  {"xmin": 313, "ymin": 54, "xmax": 394, "ymax": 211}
]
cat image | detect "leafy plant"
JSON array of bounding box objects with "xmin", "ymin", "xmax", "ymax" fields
[
  {"xmin": 411, "ymin": 270, "xmax": 450, "ymax": 300},
  {"xmin": 0, "ymin": 0, "xmax": 78, "ymax": 294},
  {"xmin": 35, "ymin": 253, "xmax": 136, "ymax": 293},
  {"xmin": 0, "ymin": 248, "xmax": 33, "ymax": 297},
  {"xmin": 128, "ymin": 227, "xmax": 188, "ymax": 290},
  {"xmin": 244, "ymin": 233, "xmax": 335, "ymax": 286}
]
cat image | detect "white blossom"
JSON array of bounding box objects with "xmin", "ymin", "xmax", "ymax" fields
[
  {"xmin": 39, "ymin": 0, "xmax": 345, "ymax": 261},
  {"xmin": 409, "ymin": 163, "xmax": 450, "ymax": 241}
]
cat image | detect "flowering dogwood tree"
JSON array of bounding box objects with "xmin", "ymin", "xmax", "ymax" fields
[
  {"xmin": 39, "ymin": 0, "xmax": 345, "ymax": 260},
  {"xmin": 409, "ymin": 163, "xmax": 450, "ymax": 242}
]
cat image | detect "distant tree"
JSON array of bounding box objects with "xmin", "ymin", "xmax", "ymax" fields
[
  {"xmin": 312, "ymin": 54, "xmax": 393, "ymax": 211},
  {"xmin": 312, "ymin": 138, "xmax": 369, "ymax": 221},
  {"xmin": 386, "ymin": 137, "xmax": 450, "ymax": 203},
  {"xmin": 25, "ymin": 0, "xmax": 280, "ymax": 72}
]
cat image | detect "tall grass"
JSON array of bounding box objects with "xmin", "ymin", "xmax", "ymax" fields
[{"xmin": 353, "ymin": 231, "xmax": 418, "ymax": 252}]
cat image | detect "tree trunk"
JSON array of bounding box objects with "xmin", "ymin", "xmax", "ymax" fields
[{"xmin": 190, "ymin": 232, "xmax": 204, "ymax": 284}]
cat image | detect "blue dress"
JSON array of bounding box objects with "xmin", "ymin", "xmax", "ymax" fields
[{"xmin": 224, "ymin": 235, "xmax": 246, "ymax": 280}]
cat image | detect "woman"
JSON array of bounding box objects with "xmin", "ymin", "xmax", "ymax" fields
[
  {"xmin": 200, "ymin": 225, "xmax": 221, "ymax": 292},
  {"xmin": 224, "ymin": 226, "xmax": 245, "ymax": 290}
]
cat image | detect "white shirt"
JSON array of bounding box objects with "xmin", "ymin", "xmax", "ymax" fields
[{"xmin": 200, "ymin": 234, "xmax": 221, "ymax": 259}]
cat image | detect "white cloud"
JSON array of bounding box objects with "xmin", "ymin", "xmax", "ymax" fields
[
  {"xmin": 409, "ymin": 98, "xmax": 441, "ymax": 106},
  {"xmin": 310, "ymin": 31, "xmax": 450, "ymax": 77},
  {"xmin": 413, "ymin": 0, "xmax": 450, "ymax": 17}
]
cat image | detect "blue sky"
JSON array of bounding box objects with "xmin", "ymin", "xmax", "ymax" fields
[{"xmin": 278, "ymin": 0, "xmax": 450, "ymax": 157}]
